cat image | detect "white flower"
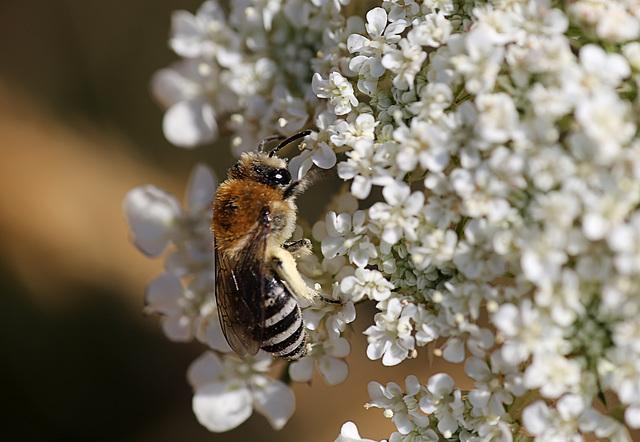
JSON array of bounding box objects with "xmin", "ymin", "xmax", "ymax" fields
[
  {"xmin": 595, "ymin": 2, "xmax": 640, "ymax": 43},
  {"xmin": 337, "ymin": 140, "xmax": 394, "ymax": 199},
  {"xmin": 289, "ymin": 141, "xmax": 337, "ymax": 179},
  {"xmin": 136, "ymin": 0, "xmax": 640, "ymax": 438},
  {"xmin": 381, "ymin": 37, "xmax": 427, "ymax": 90},
  {"xmin": 419, "ymin": 373, "xmax": 464, "ymax": 438},
  {"xmin": 450, "ymin": 26, "xmax": 504, "ymax": 94},
  {"xmin": 522, "ymin": 395, "xmax": 589, "ymax": 441},
  {"xmin": 575, "ymin": 90, "xmax": 634, "ymax": 165},
  {"xmin": 408, "ymin": 12, "xmax": 452, "ymax": 48},
  {"xmin": 124, "ymin": 163, "xmax": 216, "ymax": 255},
  {"xmin": 330, "ymin": 113, "xmax": 378, "ymax": 148},
  {"xmin": 474, "ymin": 93, "xmax": 519, "ymax": 145},
  {"xmin": 169, "ymin": 1, "xmax": 241, "ymax": 66},
  {"xmin": 289, "ymin": 335, "xmax": 350, "ymax": 386},
  {"xmin": 392, "ymin": 119, "xmax": 451, "ymax": 173},
  {"xmin": 492, "ymin": 299, "xmax": 562, "ymax": 366},
  {"xmin": 151, "ymin": 60, "xmax": 222, "ymax": 147},
  {"xmin": 368, "ymin": 182, "xmax": 425, "ymax": 248},
  {"xmin": 312, "ymin": 72, "xmax": 359, "ymax": 115},
  {"xmin": 364, "ymin": 298, "xmax": 416, "ymax": 366},
  {"xmin": 340, "ymin": 268, "xmax": 394, "ymax": 302},
  {"xmin": 188, "ymin": 352, "xmax": 294, "ymax": 432},
  {"xmin": 465, "ymin": 357, "xmax": 515, "ymax": 417},
  {"xmin": 348, "ymin": 7, "xmax": 407, "ymax": 94},
  {"xmin": 524, "ymin": 352, "xmax": 582, "ymax": 399},
  {"xmin": 322, "ymin": 210, "xmax": 377, "ymax": 267},
  {"xmin": 366, "ymin": 376, "xmax": 425, "ymax": 434}
]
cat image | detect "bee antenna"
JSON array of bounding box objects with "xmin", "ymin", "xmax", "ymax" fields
[
  {"xmin": 269, "ymin": 130, "xmax": 312, "ymax": 157},
  {"xmin": 258, "ymin": 135, "xmax": 287, "ymax": 153}
]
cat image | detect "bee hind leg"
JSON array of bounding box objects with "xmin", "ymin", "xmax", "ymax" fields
[
  {"xmin": 269, "ymin": 248, "xmax": 317, "ymax": 302},
  {"xmin": 283, "ymin": 239, "xmax": 312, "ymax": 257}
]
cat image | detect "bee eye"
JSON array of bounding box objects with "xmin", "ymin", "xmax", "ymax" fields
[{"xmin": 270, "ymin": 168, "xmax": 291, "ymax": 185}]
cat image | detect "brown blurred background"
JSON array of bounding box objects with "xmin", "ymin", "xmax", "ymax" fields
[{"xmin": 0, "ymin": 1, "xmax": 470, "ymax": 441}]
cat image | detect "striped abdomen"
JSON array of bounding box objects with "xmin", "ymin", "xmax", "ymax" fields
[{"xmin": 261, "ymin": 275, "xmax": 307, "ymax": 360}]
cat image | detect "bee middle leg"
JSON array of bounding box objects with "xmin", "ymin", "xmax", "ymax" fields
[{"xmin": 283, "ymin": 239, "xmax": 312, "ymax": 257}]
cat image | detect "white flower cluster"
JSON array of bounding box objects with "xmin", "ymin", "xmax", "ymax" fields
[{"xmin": 128, "ymin": 0, "xmax": 640, "ymax": 439}]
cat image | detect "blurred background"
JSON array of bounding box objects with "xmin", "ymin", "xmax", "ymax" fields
[{"xmin": 0, "ymin": 1, "xmax": 471, "ymax": 441}]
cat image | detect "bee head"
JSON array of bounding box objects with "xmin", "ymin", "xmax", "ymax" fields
[
  {"xmin": 229, "ymin": 152, "xmax": 292, "ymax": 189},
  {"xmin": 227, "ymin": 131, "xmax": 311, "ymax": 191}
]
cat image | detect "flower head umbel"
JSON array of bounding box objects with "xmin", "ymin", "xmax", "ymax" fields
[{"xmin": 128, "ymin": 0, "xmax": 640, "ymax": 438}]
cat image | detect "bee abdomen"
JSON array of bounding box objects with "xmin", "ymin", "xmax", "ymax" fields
[{"xmin": 261, "ymin": 289, "xmax": 307, "ymax": 360}]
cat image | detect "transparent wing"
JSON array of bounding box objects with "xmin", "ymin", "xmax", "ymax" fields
[{"xmin": 214, "ymin": 209, "xmax": 270, "ymax": 357}]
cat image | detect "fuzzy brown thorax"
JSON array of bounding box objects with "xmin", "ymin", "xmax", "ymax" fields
[{"xmin": 211, "ymin": 151, "xmax": 302, "ymax": 259}]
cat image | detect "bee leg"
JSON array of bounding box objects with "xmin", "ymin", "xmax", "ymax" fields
[
  {"xmin": 283, "ymin": 239, "xmax": 312, "ymax": 257},
  {"xmin": 269, "ymin": 248, "xmax": 317, "ymax": 302},
  {"xmin": 283, "ymin": 181, "xmax": 300, "ymax": 200},
  {"xmin": 319, "ymin": 295, "xmax": 342, "ymax": 304}
]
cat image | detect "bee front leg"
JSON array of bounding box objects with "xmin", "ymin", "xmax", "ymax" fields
[{"xmin": 283, "ymin": 239, "xmax": 312, "ymax": 258}]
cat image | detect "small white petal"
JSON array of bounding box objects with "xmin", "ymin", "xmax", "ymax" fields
[
  {"xmin": 625, "ymin": 403, "xmax": 640, "ymax": 429},
  {"xmin": 351, "ymin": 175, "xmax": 372, "ymax": 199},
  {"xmin": 366, "ymin": 8, "xmax": 387, "ymax": 38},
  {"xmin": 187, "ymin": 352, "xmax": 224, "ymax": 388},
  {"xmin": 427, "ymin": 373, "xmax": 454, "ymax": 397},
  {"xmin": 347, "ymin": 34, "xmax": 368, "ymax": 53},
  {"xmin": 442, "ymin": 337, "xmax": 465, "ymax": 363},
  {"xmin": 313, "ymin": 144, "xmax": 338, "ymax": 169},
  {"xmin": 150, "ymin": 67, "xmax": 197, "ymax": 108},
  {"xmin": 123, "ymin": 185, "xmax": 183, "ymax": 256},
  {"xmin": 161, "ymin": 314, "xmax": 194, "ymax": 342},
  {"xmin": 187, "ymin": 163, "xmax": 217, "ymax": 213},
  {"xmin": 318, "ymin": 356, "xmax": 349, "ymax": 386},
  {"xmin": 145, "ymin": 273, "xmax": 183, "ymax": 315},
  {"xmin": 192, "ymin": 380, "xmax": 253, "ymax": 432},
  {"xmin": 200, "ymin": 318, "xmax": 232, "ymax": 353},
  {"xmin": 169, "ymin": 11, "xmax": 202, "ymax": 58},
  {"xmin": 336, "ymin": 421, "xmax": 377, "ymax": 442},
  {"xmin": 289, "ymin": 357, "xmax": 315, "ymax": 383},
  {"xmin": 252, "ymin": 380, "xmax": 295, "ymax": 430},
  {"xmin": 163, "ymin": 98, "xmax": 218, "ymax": 148},
  {"xmin": 382, "ymin": 181, "xmax": 410, "ymax": 205},
  {"xmin": 522, "ymin": 401, "xmax": 550, "ymax": 435}
]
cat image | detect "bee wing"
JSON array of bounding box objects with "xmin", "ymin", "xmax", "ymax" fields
[{"xmin": 214, "ymin": 210, "xmax": 270, "ymax": 357}]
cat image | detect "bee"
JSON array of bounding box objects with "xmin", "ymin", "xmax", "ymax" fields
[{"xmin": 211, "ymin": 130, "xmax": 317, "ymax": 361}]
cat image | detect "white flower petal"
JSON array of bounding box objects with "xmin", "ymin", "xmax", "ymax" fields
[
  {"xmin": 187, "ymin": 163, "xmax": 217, "ymax": 213},
  {"xmin": 163, "ymin": 98, "xmax": 218, "ymax": 148},
  {"xmin": 522, "ymin": 401, "xmax": 551, "ymax": 435},
  {"xmin": 169, "ymin": 11, "xmax": 203, "ymax": 58},
  {"xmin": 427, "ymin": 373, "xmax": 454, "ymax": 397},
  {"xmin": 318, "ymin": 356, "xmax": 349, "ymax": 386},
  {"xmin": 150, "ymin": 66, "xmax": 198, "ymax": 108},
  {"xmin": 336, "ymin": 421, "xmax": 377, "ymax": 442},
  {"xmin": 199, "ymin": 318, "xmax": 232, "ymax": 353},
  {"xmin": 313, "ymin": 144, "xmax": 338, "ymax": 169},
  {"xmin": 252, "ymin": 380, "xmax": 295, "ymax": 430},
  {"xmin": 365, "ymin": 8, "xmax": 387, "ymax": 38},
  {"xmin": 289, "ymin": 356, "xmax": 315, "ymax": 383},
  {"xmin": 187, "ymin": 352, "xmax": 224, "ymax": 388},
  {"xmin": 161, "ymin": 314, "xmax": 195, "ymax": 342},
  {"xmin": 351, "ymin": 175, "xmax": 372, "ymax": 199},
  {"xmin": 123, "ymin": 185, "xmax": 183, "ymax": 256},
  {"xmin": 192, "ymin": 380, "xmax": 253, "ymax": 432},
  {"xmin": 145, "ymin": 273, "xmax": 183, "ymax": 315}
]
